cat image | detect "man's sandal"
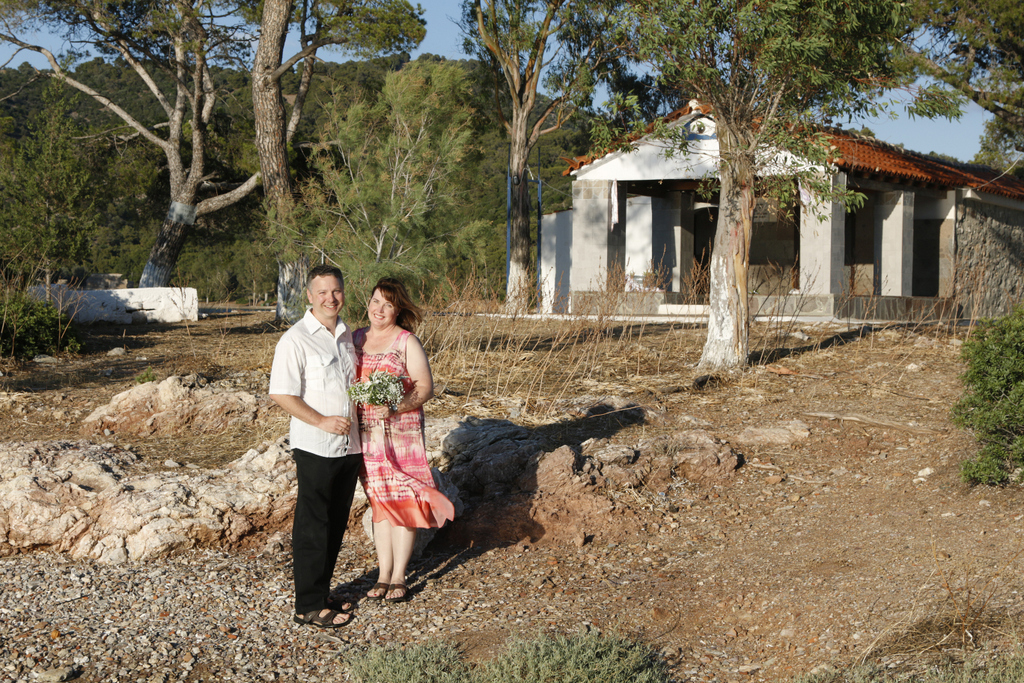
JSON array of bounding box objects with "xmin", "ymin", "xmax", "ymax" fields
[
  {"xmin": 326, "ymin": 597, "xmax": 353, "ymax": 612},
  {"xmin": 365, "ymin": 582, "xmax": 390, "ymax": 601},
  {"xmin": 384, "ymin": 583, "xmax": 410, "ymax": 603},
  {"xmin": 293, "ymin": 608, "xmax": 352, "ymax": 629}
]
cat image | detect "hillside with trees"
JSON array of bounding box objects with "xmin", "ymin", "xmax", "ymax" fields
[{"xmin": 0, "ymin": 54, "xmax": 590, "ymax": 304}]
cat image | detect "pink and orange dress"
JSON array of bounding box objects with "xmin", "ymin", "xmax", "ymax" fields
[{"xmin": 353, "ymin": 328, "xmax": 454, "ymax": 529}]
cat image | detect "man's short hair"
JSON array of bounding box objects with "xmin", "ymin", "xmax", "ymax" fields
[{"xmin": 307, "ymin": 264, "xmax": 344, "ymax": 290}]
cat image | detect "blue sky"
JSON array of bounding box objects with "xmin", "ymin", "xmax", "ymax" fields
[{"xmin": 1, "ymin": 0, "xmax": 989, "ymax": 162}]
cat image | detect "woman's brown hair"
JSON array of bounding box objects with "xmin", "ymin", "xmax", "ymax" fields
[{"xmin": 373, "ymin": 277, "xmax": 423, "ymax": 332}]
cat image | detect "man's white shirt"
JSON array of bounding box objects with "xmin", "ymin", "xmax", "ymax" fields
[{"xmin": 269, "ymin": 309, "xmax": 362, "ymax": 457}]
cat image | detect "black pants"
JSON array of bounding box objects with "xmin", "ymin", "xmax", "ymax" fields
[{"xmin": 291, "ymin": 448, "xmax": 363, "ymax": 614}]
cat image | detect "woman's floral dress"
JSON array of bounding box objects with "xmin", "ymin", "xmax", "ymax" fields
[{"xmin": 354, "ymin": 328, "xmax": 453, "ymax": 529}]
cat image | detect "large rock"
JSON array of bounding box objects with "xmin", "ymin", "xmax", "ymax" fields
[
  {"xmin": 443, "ymin": 416, "xmax": 545, "ymax": 496},
  {"xmin": 640, "ymin": 431, "xmax": 740, "ymax": 484},
  {"xmin": 732, "ymin": 420, "xmax": 811, "ymax": 446},
  {"xmin": 28, "ymin": 285, "xmax": 198, "ymax": 323},
  {"xmin": 0, "ymin": 438, "xmax": 298, "ymax": 563},
  {"xmin": 80, "ymin": 375, "xmax": 277, "ymax": 437}
]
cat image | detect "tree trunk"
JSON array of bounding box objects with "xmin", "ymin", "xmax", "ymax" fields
[
  {"xmin": 253, "ymin": 0, "xmax": 294, "ymax": 202},
  {"xmin": 139, "ymin": 202, "xmax": 197, "ymax": 288},
  {"xmin": 506, "ymin": 124, "xmax": 533, "ymax": 312},
  {"xmin": 253, "ymin": 0, "xmax": 312, "ymax": 324},
  {"xmin": 276, "ymin": 254, "xmax": 309, "ymax": 323},
  {"xmin": 698, "ymin": 145, "xmax": 754, "ymax": 371}
]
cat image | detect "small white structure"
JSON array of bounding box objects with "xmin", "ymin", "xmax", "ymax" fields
[{"xmin": 29, "ymin": 286, "xmax": 199, "ymax": 324}]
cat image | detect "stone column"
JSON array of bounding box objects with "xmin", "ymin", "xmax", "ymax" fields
[
  {"xmin": 570, "ymin": 179, "xmax": 626, "ymax": 292},
  {"xmin": 938, "ymin": 191, "xmax": 956, "ymax": 298},
  {"xmin": 799, "ymin": 172, "xmax": 847, "ymax": 296},
  {"xmin": 540, "ymin": 210, "xmax": 573, "ymax": 313},
  {"xmin": 875, "ymin": 190, "xmax": 915, "ymax": 296}
]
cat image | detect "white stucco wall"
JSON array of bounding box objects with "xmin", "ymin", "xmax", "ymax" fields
[{"xmin": 29, "ymin": 286, "xmax": 199, "ymax": 324}]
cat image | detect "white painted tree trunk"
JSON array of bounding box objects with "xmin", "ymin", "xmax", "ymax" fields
[
  {"xmin": 276, "ymin": 255, "xmax": 309, "ymax": 323},
  {"xmin": 698, "ymin": 147, "xmax": 754, "ymax": 371}
]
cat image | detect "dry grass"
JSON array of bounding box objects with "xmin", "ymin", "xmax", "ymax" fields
[{"xmin": 859, "ymin": 544, "xmax": 1024, "ymax": 669}]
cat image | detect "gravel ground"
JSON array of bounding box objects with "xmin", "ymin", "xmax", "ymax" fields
[{"xmin": 4, "ymin": 314, "xmax": 1024, "ymax": 683}]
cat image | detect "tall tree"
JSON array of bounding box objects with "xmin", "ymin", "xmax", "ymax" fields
[
  {"xmin": 0, "ymin": 0, "xmax": 262, "ymax": 287},
  {"xmin": 910, "ymin": 0, "xmax": 1024, "ymax": 147},
  {"xmin": 0, "ymin": 0, "xmax": 424, "ymax": 295},
  {"xmin": 615, "ymin": 0, "xmax": 948, "ymax": 370},
  {"xmin": 283, "ymin": 59, "xmax": 479, "ymax": 296},
  {"xmin": 0, "ymin": 79, "xmax": 95, "ymax": 288},
  {"xmin": 464, "ymin": 0, "xmax": 628, "ymax": 311},
  {"xmin": 249, "ymin": 0, "xmax": 425, "ymax": 321}
]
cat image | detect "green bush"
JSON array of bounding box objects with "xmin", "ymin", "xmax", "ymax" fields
[
  {"xmin": 952, "ymin": 306, "xmax": 1024, "ymax": 484},
  {"xmin": 135, "ymin": 366, "xmax": 157, "ymax": 384},
  {"xmin": 345, "ymin": 632, "xmax": 668, "ymax": 683},
  {"xmin": 480, "ymin": 631, "xmax": 668, "ymax": 683},
  {"xmin": 0, "ymin": 291, "xmax": 82, "ymax": 359},
  {"xmin": 347, "ymin": 640, "xmax": 469, "ymax": 683}
]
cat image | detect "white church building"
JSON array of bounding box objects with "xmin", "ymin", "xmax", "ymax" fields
[{"xmin": 539, "ymin": 103, "xmax": 1024, "ymax": 320}]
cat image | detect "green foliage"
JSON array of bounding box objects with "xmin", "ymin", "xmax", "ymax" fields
[
  {"xmin": 910, "ymin": 0, "xmax": 1024, "ymax": 143},
  {"xmin": 281, "ymin": 60, "xmax": 485, "ymax": 300},
  {"xmin": 0, "ymin": 54, "xmax": 592, "ymax": 300},
  {"xmin": 347, "ymin": 641, "xmax": 470, "ymax": 683},
  {"xmin": 952, "ymin": 305, "xmax": 1024, "ymax": 484},
  {"xmin": 0, "ymin": 290, "xmax": 81, "ymax": 358},
  {"xmin": 479, "ymin": 631, "xmax": 668, "ymax": 683},
  {"xmin": 345, "ymin": 632, "xmax": 668, "ymax": 683},
  {"xmin": 972, "ymin": 117, "xmax": 1024, "ymax": 176},
  {"xmin": 134, "ymin": 366, "xmax": 157, "ymax": 384},
  {"xmin": 0, "ymin": 78, "xmax": 96, "ymax": 286}
]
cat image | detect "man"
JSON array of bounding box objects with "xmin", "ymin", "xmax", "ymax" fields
[{"xmin": 269, "ymin": 264, "xmax": 362, "ymax": 628}]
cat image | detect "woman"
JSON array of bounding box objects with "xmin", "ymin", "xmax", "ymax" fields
[{"xmin": 354, "ymin": 278, "xmax": 454, "ymax": 603}]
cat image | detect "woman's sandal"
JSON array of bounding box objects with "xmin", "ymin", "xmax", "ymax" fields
[
  {"xmin": 384, "ymin": 583, "xmax": 410, "ymax": 603},
  {"xmin": 293, "ymin": 608, "xmax": 352, "ymax": 629},
  {"xmin": 365, "ymin": 581, "xmax": 390, "ymax": 601}
]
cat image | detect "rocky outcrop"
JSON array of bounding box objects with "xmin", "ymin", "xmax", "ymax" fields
[
  {"xmin": 0, "ymin": 439, "xmax": 298, "ymax": 563},
  {"xmin": 444, "ymin": 416, "xmax": 546, "ymax": 496},
  {"xmin": 0, "ymin": 435, "xmax": 466, "ymax": 564},
  {"xmin": 445, "ymin": 416, "xmax": 740, "ymax": 547},
  {"xmin": 80, "ymin": 375, "xmax": 277, "ymax": 437}
]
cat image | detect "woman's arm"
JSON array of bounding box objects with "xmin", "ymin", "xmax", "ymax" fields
[{"xmin": 389, "ymin": 334, "xmax": 434, "ymax": 417}]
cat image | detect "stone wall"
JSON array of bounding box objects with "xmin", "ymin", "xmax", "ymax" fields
[{"xmin": 955, "ymin": 198, "xmax": 1024, "ymax": 318}]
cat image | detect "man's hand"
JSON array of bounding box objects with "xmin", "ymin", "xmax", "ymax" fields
[
  {"xmin": 317, "ymin": 415, "xmax": 351, "ymax": 435},
  {"xmin": 270, "ymin": 394, "xmax": 350, "ymax": 435}
]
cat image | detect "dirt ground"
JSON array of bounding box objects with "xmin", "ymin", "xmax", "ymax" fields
[{"xmin": 2, "ymin": 310, "xmax": 1022, "ymax": 681}]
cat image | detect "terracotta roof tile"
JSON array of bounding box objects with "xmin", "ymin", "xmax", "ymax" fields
[{"xmin": 827, "ymin": 130, "xmax": 1024, "ymax": 202}]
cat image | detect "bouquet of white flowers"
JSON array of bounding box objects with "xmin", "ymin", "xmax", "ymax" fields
[{"xmin": 348, "ymin": 370, "xmax": 405, "ymax": 408}]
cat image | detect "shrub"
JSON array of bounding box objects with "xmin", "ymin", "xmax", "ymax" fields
[
  {"xmin": 346, "ymin": 640, "xmax": 469, "ymax": 683},
  {"xmin": 344, "ymin": 632, "xmax": 668, "ymax": 683},
  {"xmin": 135, "ymin": 366, "xmax": 157, "ymax": 384},
  {"xmin": 0, "ymin": 290, "xmax": 82, "ymax": 359},
  {"xmin": 478, "ymin": 631, "xmax": 668, "ymax": 683},
  {"xmin": 952, "ymin": 305, "xmax": 1024, "ymax": 484}
]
